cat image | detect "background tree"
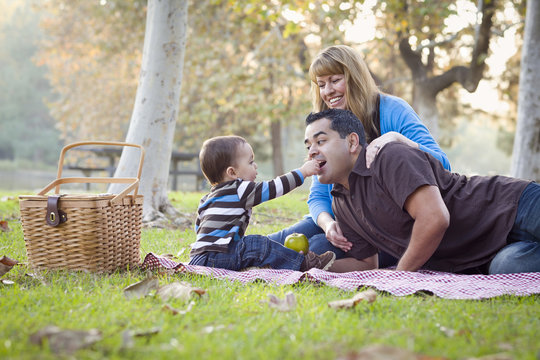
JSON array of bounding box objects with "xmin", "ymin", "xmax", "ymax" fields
[
  {"xmin": 511, "ymin": 0, "xmax": 540, "ymax": 181},
  {"xmin": 108, "ymin": 0, "xmax": 188, "ymax": 222},
  {"xmin": 37, "ymin": 0, "xmax": 145, "ymax": 144},
  {"xmin": 358, "ymin": 0, "xmax": 501, "ymax": 139},
  {"xmin": 35, "ymin": 0, "xmax": 528, "ymax": 183},
  {"xmin": 179, "ymin": 0, "xmax": 352, "ymax": 176},
  {"xmin": 0, "ymin": 0, "xmax": 60, "ymax": 164}
]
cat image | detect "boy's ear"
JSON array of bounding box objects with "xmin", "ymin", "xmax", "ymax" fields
[
  {"xmin": 347, "ymin": 132, "xmax": 360, "ymax": 152},
  {"xmin": 226, "ymin": 166, "xmax": 237, "ymax": 178}
]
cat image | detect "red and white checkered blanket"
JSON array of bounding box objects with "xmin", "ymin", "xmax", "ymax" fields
[{"xmin": 141, "ymin": 252, "xmax": 540, "ymax": 299}]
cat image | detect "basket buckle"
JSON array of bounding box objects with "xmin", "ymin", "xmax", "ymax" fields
[{"xmin": 46, "ymin": 194, "xmax": 68, "ymax": 227}]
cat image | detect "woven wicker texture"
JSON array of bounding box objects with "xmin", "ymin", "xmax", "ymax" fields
[
  {"xmin": 20, "ymin": 194, "xmax": 143, "ymax": 273},
  {"xmin": 18, "ymin": 141, "xmax": 145, "ymax": 273}
]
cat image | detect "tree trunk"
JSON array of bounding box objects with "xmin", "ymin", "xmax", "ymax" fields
[
  {"xmin": 511, "ymin": 0, "xmax": 540, "ymax": 181},
  {"xmin": 109, "ymin": 0, "xmax": 188, "ymax": 222},
  {"xmin": 271, "ymin": 120, "xmax": 284, "ymax": 177},
  {"xmin": 398, "ymin": 0, "xmax": 496, "ymax": 140}
]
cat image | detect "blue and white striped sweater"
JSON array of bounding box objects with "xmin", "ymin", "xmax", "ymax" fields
[{"xmin": 190, "ymin": 170, "xmax": 304, "ymax": 256}]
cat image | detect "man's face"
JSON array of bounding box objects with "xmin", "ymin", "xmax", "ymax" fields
[{"xmin": 304, "ymin": 118, "xmax": 353, "ymax": 186}]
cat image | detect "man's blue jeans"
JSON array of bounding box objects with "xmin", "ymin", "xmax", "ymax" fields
[
  {"xmin": 267, "ymin": 216, "xmax": 398, "ymax": 268},
  {"xmin": 189, "ymin": 235, "xmax": 304, "ymax": 271},
  {"xmin": 489, "ymin": 182, "xmax": 540, "ymax": 274}
]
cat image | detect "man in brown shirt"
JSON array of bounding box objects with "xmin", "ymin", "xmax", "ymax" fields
[{"xmin": 304, "ymin": 108, "xmax": 540, "ymax": 274}]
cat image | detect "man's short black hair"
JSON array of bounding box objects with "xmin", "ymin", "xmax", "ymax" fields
[{"xmin": 305, "ymin": 109, "xmax": 366, "ymax": 146}]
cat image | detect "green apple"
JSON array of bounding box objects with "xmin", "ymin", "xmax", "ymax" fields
[{"xmin": 284, "ymin": 233, "xmax": 309, "ymax": 254}]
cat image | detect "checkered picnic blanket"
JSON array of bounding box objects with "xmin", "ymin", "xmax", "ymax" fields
[{"xmin": 141, "ymin": 252, "xmax": 540, "ymax": 300}]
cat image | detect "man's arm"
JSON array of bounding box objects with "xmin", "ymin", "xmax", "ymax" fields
[
  {"xmin": 330, "ymin": 254, "xmax": 377, "ymax": 273},
  {"xmin": 396, "ymin": 185, "xmax": 450, "ymax": 271},
  {"xmin": 317, "ymin": 212, "xmax": 352, "ymax": 252}
]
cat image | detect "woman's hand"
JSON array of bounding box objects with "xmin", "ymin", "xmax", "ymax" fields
[
  {"xmin": 365, "ymin": 132, "xmax": 418, "ymax": 168},
  {"xmin": 324, "ymin": 220, "xmax": 352, "ymax": 252}
]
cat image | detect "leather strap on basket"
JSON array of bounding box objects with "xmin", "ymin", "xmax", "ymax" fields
[{"xmin": 46, "ymin": 195, "xmax": 68, "ymax": 227}]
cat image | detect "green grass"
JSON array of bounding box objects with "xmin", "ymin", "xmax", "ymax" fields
[{"xmin": 1, "ymin": 190, "xmax": 539, "ymax": 359}]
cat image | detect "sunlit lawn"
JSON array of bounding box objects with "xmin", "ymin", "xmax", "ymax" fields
[{"xmin": 0, "ymin": 190, "xmax": 539, "ymax": 359}]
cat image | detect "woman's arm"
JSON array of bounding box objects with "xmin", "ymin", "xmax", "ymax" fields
[
  {"xmin": 368, "ymin": 95, "xmax": 451, "ymax": 170},
  {"xmin": 307, "ymin": 176, "xmax": 351, "ymax": 250},
  {"xmin": 307, "ymin": 175, "xmax": 334, "ymax": 222}
]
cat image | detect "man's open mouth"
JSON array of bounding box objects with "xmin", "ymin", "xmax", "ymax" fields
[{"xmin": 318, "ymin": 160, "xmax": 327, "ymax": 169}]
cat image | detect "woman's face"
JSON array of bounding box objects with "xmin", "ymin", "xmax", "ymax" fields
[{"xmin": 316, "ymin": 74, "xmax": 347, "ymax": 110}]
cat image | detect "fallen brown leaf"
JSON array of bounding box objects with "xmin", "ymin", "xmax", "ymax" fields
[
  {"xmin": 123, "ymin": 276, "xmax": 159, "ymax": 299},
  {"xmin": 120, "ymin": 327, "xmax": 161, "ymax": 350},
  {"xmin": 29, "ymin": 325, "xmax": 102, "ymax": 355},
  {"xmin": 0, "ymin": 220, "xmax": 9, "ymax": 232},
  {"xmin": 328, "ymin": 289, "xmax": 377, "ymax": 309},
  {"xmin": 0, "ymin": 255, "xmax": 18, "ymax": 277},
  {"xmin": 156, "ymin": 281, "xmax": 206, "ymax": 302},
  {"xmin": 162, "ymin": 301, "xmax": 195, "ymax": 315},
  {"xmin": 132, "ymin": 327, "xmax": 161, "ymax": 338},
  {"xmin": 266, "ymin": 291, "xmax": 296, "ymax": 312},
  {"xmin": 26, "ymin": 272, "xmax": 47, "ymax": 286},
  {"xmin": 338, "ymin": 344, "xmax": 447, "ymax": 360}
]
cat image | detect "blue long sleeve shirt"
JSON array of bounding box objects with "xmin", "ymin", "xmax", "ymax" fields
[{"xmin": 307, "ymin": 94, "xmax": 451, "ymax": 222}]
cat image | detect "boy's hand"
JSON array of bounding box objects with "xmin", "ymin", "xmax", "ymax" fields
[{"xmin": 299, "ymin": 159, "xmax": 320, "ymax": 178}]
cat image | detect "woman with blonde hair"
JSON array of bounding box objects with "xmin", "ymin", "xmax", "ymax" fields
[{"xmin": 268, "ymin": 45, "xmax": 450, "ymax": 271}]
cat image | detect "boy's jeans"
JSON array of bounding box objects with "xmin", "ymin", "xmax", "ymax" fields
[
  {"xmin": 489, "ymin": 182, "xmax": 540, "ymax": 274},
  {"xmin": 189, "ymin": 235, "xmax": 304, "ymax": 271}
]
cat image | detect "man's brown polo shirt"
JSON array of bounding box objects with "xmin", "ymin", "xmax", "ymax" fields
[{"xmin": 331, "ymin": 142, "xmax": 530, "ymax": 273}]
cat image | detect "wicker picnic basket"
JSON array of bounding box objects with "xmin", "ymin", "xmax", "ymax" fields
[{"xmin": 19, "ymin": 141, "xmax": 145, "ymax": 273}]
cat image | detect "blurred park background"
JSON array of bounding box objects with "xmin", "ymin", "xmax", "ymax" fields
[{"xmin": 0, "ymin": 0, "xmax": 528, "ymax": 191}]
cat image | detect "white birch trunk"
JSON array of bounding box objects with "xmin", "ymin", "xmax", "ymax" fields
[
  {"xmin": 109, "ymin": 0, "xmax": 188, "ymax": 220},
  {"xmin": 511, "ymin": 0, "xmax": 540, "ymax": 182}
]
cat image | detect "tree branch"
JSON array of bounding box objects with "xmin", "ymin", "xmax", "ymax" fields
[
  {"xmin": 399, "ymin": 37, "xmax": 427, "ymax": 80},
  {"xmin": 419, "ymin": 0, "xmax": 497, "ymax": 96}
]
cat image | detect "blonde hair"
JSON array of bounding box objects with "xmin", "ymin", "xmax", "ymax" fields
[{"xmin": 309, "ymin": 45, "xmax": 380, "ymax": 141}]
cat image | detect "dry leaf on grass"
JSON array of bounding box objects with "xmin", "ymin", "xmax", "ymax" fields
[
  {"xmin": 162, "ymin": 301, "xmax": 195, "ymax": 315},
  {"xmin": 0, "ymin": 255, "xmax": 18, "ymax": 277},
  {"xmin": 121, "ymin": 327, "xmax": 161, "ymax": 350},
  {"xmin": 328, "ymin": 289, "xmax": 377, "ymax": 309},
  {"xmin": 0, "ymin": 220, "xmax": 10, "ymax": 232},
  {"xmin": 123, "ymin": 276, "xmax": 159, "ymax": 299},
  {"xmin": 26, "ymin": 272, "xmax": 47, "ymax": 286},
  {"xmin": 29, "ymin": 325, "xmax": 102, "ymax": 355},
  {"xmin": 266, "ymin": 291, "xmax": 296, "ymax": 312},
  {"xmin": 156, "ymin": 281, "xmax": 206, "ymax": 302},
  {"xmin": 338, "ymin": 344, "xmax": 447, "ymax": 360}
]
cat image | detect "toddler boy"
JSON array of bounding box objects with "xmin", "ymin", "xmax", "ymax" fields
[{"xmin": 189, "ymin": 135, "xmax": 335, "ymax": 271}]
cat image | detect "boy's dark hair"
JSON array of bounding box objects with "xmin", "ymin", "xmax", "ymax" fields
[
  {"xmin": 305, "ymin": 109, "xmax": 366, "ymax": 146},
  {"xmin": 199, "ymin": 135, "xmax": 247, "ymax": 185}
]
